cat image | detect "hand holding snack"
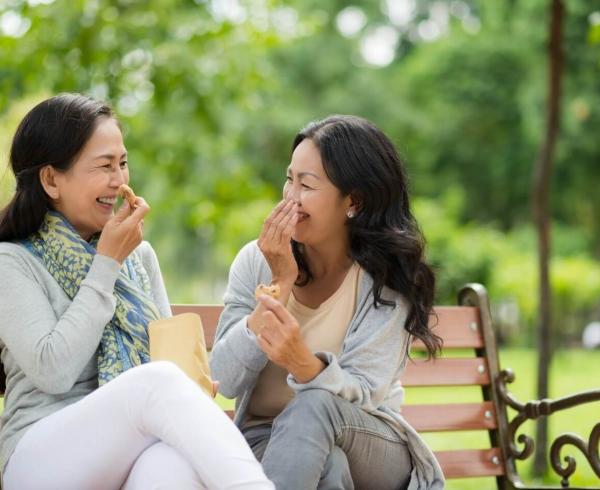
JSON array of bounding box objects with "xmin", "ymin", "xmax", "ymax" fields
[
  {"xmin": 97, "ymin": 185, "xmax": 149, "ymax": 264},
  {"xmin": 256, "ymin": 294, "xmax": 325, "ymax": 383},
  {"xmin": 247, "ymin": 283, "xmax": 281, "ymax": 336}
]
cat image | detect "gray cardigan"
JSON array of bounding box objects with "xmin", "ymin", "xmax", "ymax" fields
[
  {"xmin": 0, "ymin": 241, "xmax": 171, "ymax": 472},
  {"xmin": 210, "ymin": 241, "xmax": 445, "ymax": 490}
]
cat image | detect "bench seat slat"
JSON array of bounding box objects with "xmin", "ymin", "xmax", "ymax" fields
[
  {"xmin": 434, "ymin": 448, "xmax": 504, "ymax": 479},
  {"xmin": 402, "ymin": 358, "xmax": 490, "ymax": 387},
  {"xmin": 402, "ymin": 402, "xmax": 497, "ymax": 432}
]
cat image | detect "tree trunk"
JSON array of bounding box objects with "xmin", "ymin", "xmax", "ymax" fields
[{"xmin": 531, "ymin": 0, "xmax": 564, "ymax": 477}]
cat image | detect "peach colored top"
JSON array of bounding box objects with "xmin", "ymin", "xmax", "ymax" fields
[{"xmin": 246, "ymin": 263, "xmax": 362, "ymax": 422}]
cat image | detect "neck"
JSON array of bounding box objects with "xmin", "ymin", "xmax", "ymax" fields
[{"xmin": 302, "ymin": 239, "xmax": 353, "ymax": 280}]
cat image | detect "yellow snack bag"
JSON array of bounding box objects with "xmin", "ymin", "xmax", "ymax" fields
[{"xmin": 148, "ymin": 313, "xmax": 213, "ymax": 397}]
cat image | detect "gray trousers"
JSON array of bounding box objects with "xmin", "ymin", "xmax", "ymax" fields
[{"xmin": 242, "ymin": 389, "xmax": 412, "ymax": 490}]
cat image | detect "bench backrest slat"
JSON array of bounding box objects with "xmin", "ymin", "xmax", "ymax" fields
[
  {"xmin": 171, "ymin": 304, "xmax": 222, "ymax": 347},
  {"xmin": 171, "ymin": 304, "xmax": 487, "ymax": 351},
  {"xmin": 414, "ymin": 306, "xmax": 484, "ymax": 349},
  {"xmin": 402, "ymin": 357, "xmax": 490, "ymax": 386}
]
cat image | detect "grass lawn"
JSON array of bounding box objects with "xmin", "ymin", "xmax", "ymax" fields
[{"xmin": 216, "ymin": 348, "xmax": 599, "ymax": 489}]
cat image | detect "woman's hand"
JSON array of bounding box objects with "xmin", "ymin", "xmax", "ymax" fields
[
  {"xmin": 255, "ymin": 295, "xmax": 325, "ymax": 383},
  {"xmin": 248, "ymin": 200, "xmax": 298, "ymax": 333},
  {"xmin": 257, "ymin": 199, "xmax": 298, "ymax": 286},
  {"xmin": 97, "ymin": 198, "xmax": 150, "ymax": 264},
  {"xmin": 248, "ymin": 199, "xmax": 299, "ymax": 334}
]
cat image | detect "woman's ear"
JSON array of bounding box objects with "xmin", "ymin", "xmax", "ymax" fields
[
  {"xmin": 348, "ymin": 192, "xmax": 362, "ymax": 216},
  {"xmin": 39, "ymin": 165, "xmax": 60, "ymax": 200}
]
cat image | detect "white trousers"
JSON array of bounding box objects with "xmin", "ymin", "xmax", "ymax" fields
[{"xmin": 3, "ymin": 362, "xmax": 273, "ymax": 490}]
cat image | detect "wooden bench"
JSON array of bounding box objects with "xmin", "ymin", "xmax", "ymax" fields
[
  {"xmin": 0, "ymin": 283, "xmax": 598, "ymax": 488},
  {"xmin": 172, "ymin": 283, "xmax": 600, "ymax": 489}
]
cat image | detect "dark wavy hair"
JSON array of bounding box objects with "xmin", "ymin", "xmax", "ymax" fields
[
  {"xmin": 0, "ymin": 93, "xmax": 114, "ymax": 242},
  {"xmin": 291, "ymin": 115, "xmax": 441, "ymax": 358}
]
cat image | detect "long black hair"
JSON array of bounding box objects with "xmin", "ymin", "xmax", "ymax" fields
[
  {"xmin": 291, "ymin": 115, "xmax": 442, "ymax": 358},
  {"xmin": 0, "ymin": 93, "xmax": 114, "ymax": 242}
]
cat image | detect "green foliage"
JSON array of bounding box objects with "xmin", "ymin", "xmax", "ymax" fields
[
  {"xmin": 415, "ymin": 192, "xmax": 600, "ymax": 346},
  {"xmin": 0, "ymin": 93, "xmax": 50, "ymax": 203},
  {"xmin": 0, "ymin": 0, "xmax": 309, "ymax": 278}
]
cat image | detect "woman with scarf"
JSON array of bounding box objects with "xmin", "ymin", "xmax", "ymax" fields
[
  {"xmin": 0, "ymin": 94, "xmax": 272, "ymax": 490},
  {"xmin": 211, "ymin": 115, "xmax": 445, "ymax": 490}
]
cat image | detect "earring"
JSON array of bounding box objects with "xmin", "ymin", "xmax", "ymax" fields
[{"xmin": 347, "ymin": 211, "xmax": 355, "ymax": 218}]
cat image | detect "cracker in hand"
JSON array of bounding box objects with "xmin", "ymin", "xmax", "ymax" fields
[
  {"xmin": 254, "ymin": 283, "xmax": 280, "ymax": 300},
  {"xmin": 118, "ymin": 184, "xmax": 137, "ymax": 208}
]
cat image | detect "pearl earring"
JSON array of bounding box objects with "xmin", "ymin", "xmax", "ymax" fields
[{"xmin": 347, "ymin": 211, "xmax": 355, "ymax": 218}]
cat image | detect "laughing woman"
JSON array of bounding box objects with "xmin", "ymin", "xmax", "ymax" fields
[
  {"xmin": 0, "ymin": 94, "xmax": 272, "ymax": 490},
  {"xmin": 211, "ymin": 115, "xmax": 445, "ymax": 489}
]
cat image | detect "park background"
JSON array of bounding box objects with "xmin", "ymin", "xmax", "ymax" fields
[{"xmin": 0, "ymin": 0, "xmax": 599, "ymax": 488}]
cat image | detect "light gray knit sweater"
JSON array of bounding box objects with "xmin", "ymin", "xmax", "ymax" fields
[
  {"xmin": 0, "ymin": 241, "xmax": 170, "ymax": 472},
  {"xmin": 210, "ymin": 241, "xmax": 445, "ymax": 490}
]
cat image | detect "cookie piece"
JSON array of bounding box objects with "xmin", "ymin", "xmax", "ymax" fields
[
  {"xmin": 254, "ymin": 283, "xmax": 280, "ymax": 300},
  {"xmin": 118, "ymin": 184, "xmax": 137, "ymax": 208}
]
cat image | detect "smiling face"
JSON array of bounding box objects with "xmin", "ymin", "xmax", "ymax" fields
[
  {"xmin": 49, "ymin": 117, "xmax": 129, "ymax": 240},
  {"xmin": 283, "ymin": 138, "xmax": 353, "ymax": 247}
]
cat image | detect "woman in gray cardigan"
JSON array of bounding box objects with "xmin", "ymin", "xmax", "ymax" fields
[
  {"xmin": 0, "ymin": 94, "xmax": 272, "ymax": 490},
  {"xmin": 211, "ymin": 115, "xmax": 445, "ymax": 489}
]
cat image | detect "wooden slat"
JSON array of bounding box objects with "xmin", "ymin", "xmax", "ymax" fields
[
  {"xmin": 170, "ymin": 304, "xmax": 484, "ymax": 351},
  {"xmin": 171, "ymin": 304, "xmax": 484, "ymax": 351},
  {"xmin": 171, "ymin": 304, "xmax": 222, "ymax": 348},
  {"xmin": 402, "ymin": 402, "xmax": 497, "ymax": 432},
  {"xmin": 434, "ymin": 448, "xmax": 504, "ymax": 479},
  {"xmin": 413, "ymin": 306, "xmax": 483, "ymax": 349},
  {"xmin": 402, "ymin": 358, "xmax": 490, "ymax": 387}
]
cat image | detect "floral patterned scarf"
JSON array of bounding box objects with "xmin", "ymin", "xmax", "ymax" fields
[{"xmin": 21, "ymin": 211, "xmax": 160, "ymax": 385}]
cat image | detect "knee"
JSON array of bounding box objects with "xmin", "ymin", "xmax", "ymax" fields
[
  {"xmin": 324, "ymin": 445, "xmax": 349, "ymax": 473},
  {"xmin": 123, "ymin": 442, "xmax": 203, "ymax": 490},
  {"xmin": 322, "ymin": 446, "xmax": 352, "ymax": 488},
  {"xmin": 285, "ymin": 389, "xmax": 338, "ymax": 416},
  {"xmin": 274, "ymin": 389, "xmax": 339, "ymax": 431}
]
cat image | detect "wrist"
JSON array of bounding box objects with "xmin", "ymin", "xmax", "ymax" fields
[
  {"xmin": 271, "ymin": 274, "xmax": 296, "ymax": 287},
  {"xmin": 97, "ymin": 249, "xmax": 124, "ymax": 264},
  {"xmin": 290, "ymin": 354, "xmax": 325, "ymax": 384},
  {"xmin": 247, "ymin": 309, "xmax": 262, "ymax": 335},
  {"xmin": 269, "ymin": 278, "xmax": 294, "ymax": 306}
]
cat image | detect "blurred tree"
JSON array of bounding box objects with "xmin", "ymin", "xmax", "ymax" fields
[
  {"xmin": 531, "ymin": 0, "xmax": 564, "ymax": 476},
  {"xmin": 0, "ymin": 0, "xmax": 313, "ymax": 299}
]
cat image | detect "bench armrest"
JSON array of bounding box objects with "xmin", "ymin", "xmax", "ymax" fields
[{"xmin": 496, "ymin": 369, "xmax": 600, "ymax": 488}]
